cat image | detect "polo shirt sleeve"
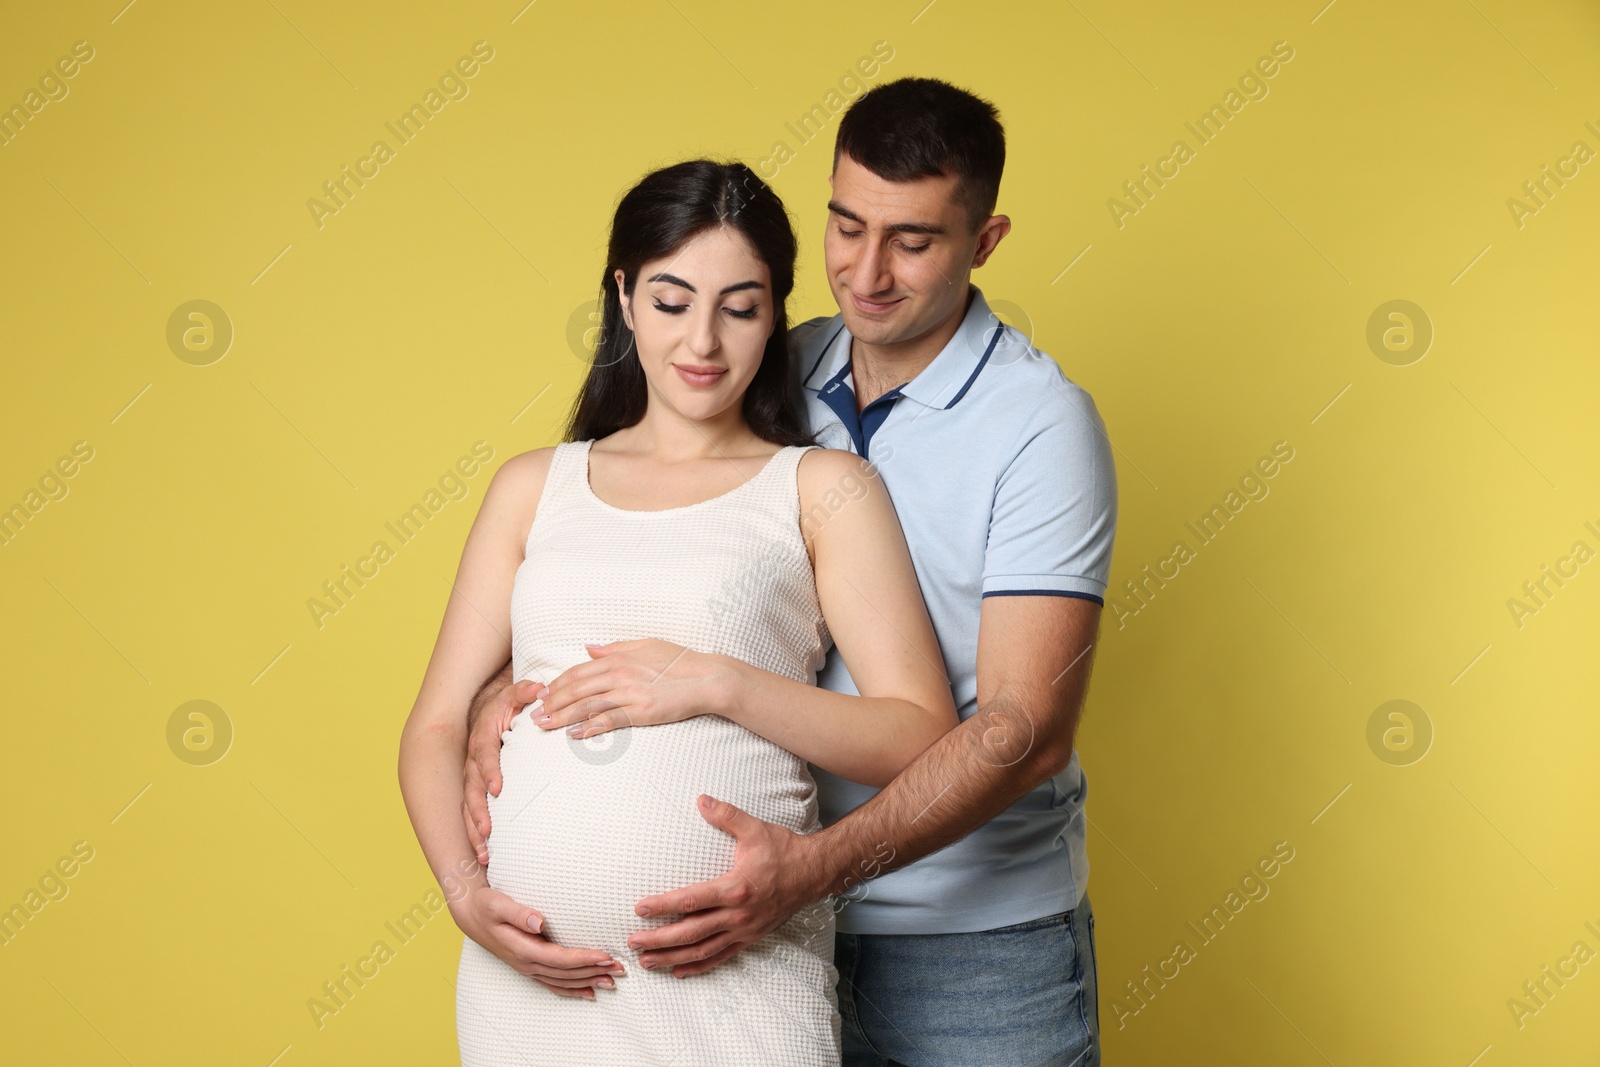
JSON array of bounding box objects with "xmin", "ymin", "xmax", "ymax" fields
[{"xmin": 981, "ymin": 385, "xmax": 1117, "ymax": 605}]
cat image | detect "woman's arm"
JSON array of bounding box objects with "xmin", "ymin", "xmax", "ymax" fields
[
  {"xmin": 397, "ymin": 448, "xmax": 626, "ymax": 998},
  {"xmin": 722, "ymin": 447, "xmax": 958, "ymax": 783},
  {"xmin": 397, "ymin": 449, "xmax": 532, "ymax": 902},
  {"xmin": 532, "ymin": 449, "xmax": 958, "ymax": 787}
]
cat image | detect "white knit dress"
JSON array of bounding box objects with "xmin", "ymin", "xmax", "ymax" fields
[{"xmin": 457, "ymin": 438, "xmax": 840, "ymax": 1067}]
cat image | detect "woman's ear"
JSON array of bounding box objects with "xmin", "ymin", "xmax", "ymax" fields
[{"xmin": 613, "ymin": 268, "xmax": 633, "ymax": 332}]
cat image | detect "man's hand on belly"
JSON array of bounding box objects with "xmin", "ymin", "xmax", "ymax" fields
[
  {"xmin": 625, "ymin": 794, "xmax": 833, "ymax": 978},
  {"xmin": 462, "ymin": 663, "xmax": 544, "ymax": 867}
]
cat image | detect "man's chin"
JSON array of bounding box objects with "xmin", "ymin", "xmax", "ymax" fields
[{"xmin": 838, "ymin": 307, "xmax": 907, "ymax": 345}]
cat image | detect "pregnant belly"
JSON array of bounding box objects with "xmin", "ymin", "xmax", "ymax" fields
[{"xmin": 484, "ymin": 708, "xmax": 820, "ymax": 958}]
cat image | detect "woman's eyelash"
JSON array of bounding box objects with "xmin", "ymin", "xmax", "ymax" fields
[{"xmin": 651, "ymin": 298, "xmax": 759, "ymax": 319}]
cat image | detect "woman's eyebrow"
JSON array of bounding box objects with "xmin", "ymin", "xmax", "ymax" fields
[{"xmin": 647, "ymin": 272, "xmax": 766, "ymax": 295}]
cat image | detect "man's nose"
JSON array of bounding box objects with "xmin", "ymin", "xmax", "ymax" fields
[{"xmin": 854, "ymin": 239, "xmax": 893, "ymax": 296}]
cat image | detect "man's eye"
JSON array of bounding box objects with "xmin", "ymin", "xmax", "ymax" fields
[
  {"xmin": 651, "ymin": 299, "xmax": 688, "ymax": 314},
  {"xmin": 899, "ymin": 243, "xmax": 930, "ymax": 254},
  {"xmin": 837, "ymin": 223, "xmax": 863, "ymax": 238},
  {"xmin": 725, "ymin": 306, "xmax": 759, "ymax": 319}
]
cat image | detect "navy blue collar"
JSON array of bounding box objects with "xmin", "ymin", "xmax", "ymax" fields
[
  {"xmin": 802, "ymin": 285, "xmax": 1004, "ymax": 411},
  {"xmin": 813, "ymin": 357, "xmax": 906, "ymax": 456}
]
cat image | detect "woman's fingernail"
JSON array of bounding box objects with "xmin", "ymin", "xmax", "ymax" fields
[
  {"xmin": 536, "ymin": 687, "xmax": 550, "ymax": 699},
  {"xmin": 567, "ymin": 726, "xmax": 584, "ymax": 737},
  {"xmin": 537, "ymin": 715, "xmax": 551, "ymax": 725},
  {"xmin": 597, "ymin": 976, "xmax": 615, "ymax": 988}
]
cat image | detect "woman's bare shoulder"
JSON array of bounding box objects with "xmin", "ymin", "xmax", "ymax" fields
[
  {"xmin": 797, "ymin": 446, "xmax": 876, "ymax": 496},
  {"xmin": 483, "ymin": 446, "xmax": 561, "ymax": 540},
  {"xmin": 797, "ymin": 447, "xmax": 888, "ymax": 543},
  {"xmin": 492, "ymin": 445, "xmax": 559, "ymax": 489}
]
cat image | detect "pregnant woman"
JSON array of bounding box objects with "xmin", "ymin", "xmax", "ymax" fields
[{"xmin": 397, "ymin": 159, "xmax": 957, "ymax": 1066}]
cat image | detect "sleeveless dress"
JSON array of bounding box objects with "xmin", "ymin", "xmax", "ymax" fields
[{"xmin": 457, "ymin": 438, "xmax": 840, "ymax": 1067}]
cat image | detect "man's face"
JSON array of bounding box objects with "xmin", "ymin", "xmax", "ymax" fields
[{"xmin": 823, "ymin": 151, "xmax": 980, "ymax": 348}]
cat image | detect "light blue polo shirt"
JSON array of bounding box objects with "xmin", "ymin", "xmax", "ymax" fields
[{"xmin": 791, "ymin": 284, "xmax": 1118, "ymax": 936}]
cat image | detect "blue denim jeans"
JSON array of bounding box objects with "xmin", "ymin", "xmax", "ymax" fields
[{"xmin": 835, "ymin": 894, "xmax": 1101, "ymax": 1067}]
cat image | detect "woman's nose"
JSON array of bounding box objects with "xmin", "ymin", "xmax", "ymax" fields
[{"xmin": 685, "ymin": 308, "xmax": 719, "ymax": 356}]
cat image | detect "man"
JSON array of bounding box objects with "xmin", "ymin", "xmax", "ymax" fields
[{"xmin": 459, "ymin": 77, "xmax": 1116, "ymax": 1065}]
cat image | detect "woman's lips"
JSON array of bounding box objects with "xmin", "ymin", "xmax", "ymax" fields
[
  {"xmin": 850, "ymin": 291, "xmax": 905, "ymax": 314},
  {"xmin": 674, "ymin": 364, "xmax": 727, "ymax": 387}
]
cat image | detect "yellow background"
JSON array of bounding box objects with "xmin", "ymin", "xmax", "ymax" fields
[{"xmin": 3, "ymin": 0, "xmax": 1597, "ymax": 1063}]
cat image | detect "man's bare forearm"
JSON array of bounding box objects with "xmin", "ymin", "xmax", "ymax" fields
[
  {"xmin": 469, "ymin": 656, "xmax": 514, "ymax": 728},
  {"xmin": 805, "ymin": 693, "xmax": 1077, "ymax": 899}
]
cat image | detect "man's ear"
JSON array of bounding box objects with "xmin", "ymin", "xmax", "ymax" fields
[
  {"xmin": 971, "ymin": 214, "xmax": 1011, "ymax": 269},
  {"xmin": 613, "ymin": 267, "xmax": 634, "ymax": 331}
]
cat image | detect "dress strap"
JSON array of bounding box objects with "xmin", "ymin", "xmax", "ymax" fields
[
  {"xmin": 774, "ymin": 443, "xmax": 821, "ymax": 483},
  {"xmin": 531, "ymin": 439, "xmax": 591, "ymax": 526},
  {"xmin": 772, "ymin": 443, "xmax": 821, "ymax": 518}
]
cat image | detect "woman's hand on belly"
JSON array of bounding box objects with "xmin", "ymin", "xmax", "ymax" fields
[
  {"xmin": 453, "ymin": 884, "xmax": 627, "ymax": 998},
  {"xmin": 533, "ymin": 639, "xmax": 735, "ymax": 738}
]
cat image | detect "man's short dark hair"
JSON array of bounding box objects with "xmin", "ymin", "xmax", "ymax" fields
[{"xmin": 834, "ymin": 76, "xmax": 1005, "ymax": 234}]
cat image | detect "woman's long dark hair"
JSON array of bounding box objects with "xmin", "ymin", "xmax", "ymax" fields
[{"xmin": 563, "ymin": 159, "xmax": 815, "ymax": 446}]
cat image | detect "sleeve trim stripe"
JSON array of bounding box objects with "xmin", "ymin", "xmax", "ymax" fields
[{"xmin": 981, "ymin": 589, "xmax": 1105, "ymax": 606}]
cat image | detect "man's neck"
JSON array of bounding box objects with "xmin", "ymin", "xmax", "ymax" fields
[{"xmin": 850, "ymin": 287, "xmax": 974, "ymax": 409}]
